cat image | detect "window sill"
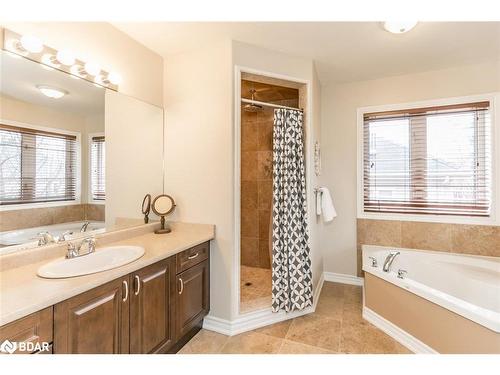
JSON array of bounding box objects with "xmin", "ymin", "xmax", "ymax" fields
[
  {"xmin": 0, "ymin": 200, "xmax": 81, "ymax": 212},
  {"xmin": 357, "ymin": 211, "xmax": 499, "ymax": 226}
]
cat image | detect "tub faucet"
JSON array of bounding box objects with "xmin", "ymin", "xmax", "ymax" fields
[
  {"xmin": 383, "ymin": 251, "xmax": 400, "ymax": 272},
  {"xmin": 80, "ymin": 221, "xmax": 90, "ymax": 232},
  {"xmin": 36, "ymin": 232, "xmax": 56, "ymax": 246}
]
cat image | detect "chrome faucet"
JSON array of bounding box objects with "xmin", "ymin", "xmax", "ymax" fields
[
  {"xmin": 66, "ymin": 237, "xmax": 96, "ymax": 259},
  {"xmin": 36, "ymin": 232, "xmax": 56, "ymax": 246},
  {"xmin": 58, "ymin": 231, "xmax": 74, "ymax": 242},
  {"xmin": 80, "ymin": 221, "xmax": 90, "ymax": 232},
  {"xmin": 382, "ymin": 251, "xmax": 400, "ymax": 272}
]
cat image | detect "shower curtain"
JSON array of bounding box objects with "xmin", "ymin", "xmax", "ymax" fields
[{"xmin": 271, "ymin": 108, "xmax": 313, "ymax": 313}]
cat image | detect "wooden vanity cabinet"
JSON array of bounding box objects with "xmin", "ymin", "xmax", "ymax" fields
[
  {"xmin": 0, "ymin": 307, "xmax": 53, "ymax": 354},
  {"xmin": 54, "ymin": 277, "xmax": 130, "ymax": 354},
  {"xmin": 175, "ymin": 259, "xmax": 210, "ymax": 340},
  {"xmin": 129, "ymin": 257, "xmax": 176, "ymax": 354},
  {"xmin": 49, "ymin": 242, "xmax": 210, "ymax": 354}
]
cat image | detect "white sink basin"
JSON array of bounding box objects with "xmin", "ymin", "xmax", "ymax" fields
[{"xmin": 37, "ymin": 245, "xmax": 145, "ymax": 279}]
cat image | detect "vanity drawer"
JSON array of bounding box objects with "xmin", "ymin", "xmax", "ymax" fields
[
  {"xmin": 0, "ymin": 307, "xmax": 53, "ymax": 354},
  {"xmin": 176, "ymin": 242, "xmax": 209, "ymax": 274}
]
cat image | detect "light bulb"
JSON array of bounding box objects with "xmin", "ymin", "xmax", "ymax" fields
[
  {"xmin": 41, "ymin": 53, "xmax": 60, "ymax": 68},
  {"xmin": 84, "ymin": 62, "xmax": 101, "ymax": 76},
  {"xmin": 56, "ymin": 50, "xmax": 75, "ymax": 66},
  {"xmin": 108, "ymin": 72, "xmax": 122, "ymax": 85},
  {"xmin": 383, "ymin": 21, "xmax": 418, "ymax": 34},
  {"xmin": 20, "ymin": 35, "xmax": 43, "ymax": 53},
  {"xmin": 37, "ymin": 85, "xmax": 67, "ymax": 99}
]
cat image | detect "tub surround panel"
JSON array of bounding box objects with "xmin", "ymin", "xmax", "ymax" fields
[
  {"xmin": 0, "ymin": 221, "xmax": 215, "ymax": 326},
  {"xmin": 364, "ymin": 273, "xmax": 500, "ymax": 354},
  {"xmin": 357, "ymin": 219, "xmax": 500, "ymax": 276},
  {"xmin": 0, "ymin": 204, "xmax": 105, "ymax": 232}
]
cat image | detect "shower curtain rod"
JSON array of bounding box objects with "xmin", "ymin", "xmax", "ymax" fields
[{"xmin": 241, "ymin": 98, "xmax": 304, "ymax": 112}]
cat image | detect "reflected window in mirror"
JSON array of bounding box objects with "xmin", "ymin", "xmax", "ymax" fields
[
  {"xmin": 0, "ymin": 123, "xmax": 79, "ymax": 205},
  {"xmin": 89, "ymin": 134, "xmax": 105, "ymax": 202}
]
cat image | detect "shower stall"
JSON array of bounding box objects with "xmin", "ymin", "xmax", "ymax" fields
[{"xmin": 239, "ymin": 74, "xmax": 306, "ymax": 313}]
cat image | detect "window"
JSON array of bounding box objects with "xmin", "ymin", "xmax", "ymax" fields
[
  {"xmin": 362, "ymin": 101, "xmax": 491, "ymax": 217},
  {"xmin": 90, "ymin": 135, "xmax": 105, "ymax": 201},
  {"xmin": 0, "ymin": 124, "xmax": 77, "ymax": 205}
]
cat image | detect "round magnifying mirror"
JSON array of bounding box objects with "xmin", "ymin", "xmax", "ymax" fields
[{"xmin": 152, "ymin": 194, "xmax": 176, "ymax": 234}]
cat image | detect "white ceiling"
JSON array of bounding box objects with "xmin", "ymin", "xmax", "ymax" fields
[
  {"xmin": 113, "ymin": 22, "xmax": 500, "ymax": 84},
  {"xmin": 1, "ymin": 51, "xmax": 104, "ymax": 116}
]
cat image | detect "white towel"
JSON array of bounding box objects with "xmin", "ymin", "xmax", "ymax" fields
[{"xmin": 316, "ymin": 187, "xmax": 337, "ymax": 222}]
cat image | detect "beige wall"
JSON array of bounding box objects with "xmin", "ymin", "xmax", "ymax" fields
[
  {"xmin": 321, "ymin": 60, "xmax": 500, "ymax": 276},
  {"xmin": 1, "ymin": 23, "xmax": 163, "ymax": 106},
  {"xmin": 163, "ymin": 39, "xmax": 233, "ymax": 320},
  {"xmin": 105, "ymin": 90, "xmax": 164, "ymax": 226}
]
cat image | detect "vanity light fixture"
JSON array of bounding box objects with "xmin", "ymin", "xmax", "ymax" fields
[
  {"xmin": 84, "ymin": 62, "xmax": 101, "ymax": 76},
  {"xmin": 20, "ymin": 35, "xmax": 44, "ymax": 53},
  {"xmin": 56, "ymin": 50, "xmax": 76, "ymax": 66},
  {"xmin": 37, "ymin": 85, "xmax": 68, "ymax": 99},
  {"xmin": 383, "ymin": 21, "xmax": 418, "ymax": 34},
  {"xmin": 3, "ymin": 28, "xmax": 122, "ymax": 91}
]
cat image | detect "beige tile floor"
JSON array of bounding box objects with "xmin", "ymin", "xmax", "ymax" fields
[
  {"xmin": 240, "ymin": 266, "xmax": 272, "ymax": 313},
  {"xmin": 179, "ymin": 281, "xmax": 412, "ymax": 354}
]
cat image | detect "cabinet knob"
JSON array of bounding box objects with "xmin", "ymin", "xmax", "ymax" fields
[
  {"xmin": 134, "ymin": 275, "xmax": 141, "ymax": 296},
  {"xmin": 178, "ymin": 277, "xmax": 184, "ymax": 295},
  {"xmin": 122, "ymin": 280, "xmax": 128, "ymax": 302}
]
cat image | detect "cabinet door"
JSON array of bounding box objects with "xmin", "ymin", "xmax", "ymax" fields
[
  {"xmin": 130, "ymin": 258, "xmax": 175, "ymax": 353},
  {"xmin": 175, "ymin": 260, "xmax": 209, "ymax": 339},
  {"xmin": 54, "ymin": 277, "xmax": 129, "ymax": 354}
]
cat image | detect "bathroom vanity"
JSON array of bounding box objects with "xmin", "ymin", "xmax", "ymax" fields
[{"xmin": 0, "ymin": 223, "xmax": 213, "ymax": 354}]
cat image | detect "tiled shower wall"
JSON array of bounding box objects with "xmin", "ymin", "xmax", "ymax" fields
[
  {"xmin": 241, "ymin": 107, "xmax": 274, "ymax": 268},
  {"xmin": 0, "ymin": 204, "xmax": 105, "ymax": 232},
  {"xmin": 357, "ymin": 219, "xmax": 500, "ymax": 276}
]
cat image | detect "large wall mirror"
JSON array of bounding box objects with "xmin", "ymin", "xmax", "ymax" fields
[{"xmin": 0, "ymin": 49, "xmax": 164, "ymax": 253}]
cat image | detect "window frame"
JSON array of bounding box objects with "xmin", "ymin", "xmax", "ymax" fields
[
  {"xmin": 0, "ymin": 119, "xmax": 82, "ymax": 211},
  {"xmin": 87, "ymin": 132, "xmax": 105, "ymax": 205},
  {"xmin": 357, "ymin": 93, "xmax": 500, "ymax": 225}
]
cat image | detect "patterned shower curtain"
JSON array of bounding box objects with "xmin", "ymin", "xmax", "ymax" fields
[{"xmin": 271, "ymin": 108, "xmax": 313, "ymax": 313}]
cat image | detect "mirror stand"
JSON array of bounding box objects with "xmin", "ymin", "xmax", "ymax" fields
[{"xmin": 155, "ymin": 216, "xmax": 171, "ymax": 234}]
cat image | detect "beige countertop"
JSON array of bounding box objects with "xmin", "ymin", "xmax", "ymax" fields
[{"xmin": 0, "ymin": 222, "xmax": 215, "ymax": 326}]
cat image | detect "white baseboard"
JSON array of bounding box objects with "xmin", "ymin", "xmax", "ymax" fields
[
  {"xmin": 362, "ymin": 306, "xmax": 438, "ymax": 354},
  {"xmin": 203, "ymin": 272, "xmax": 325, "ymax": 336},
  {"xmin": 323, "ymin": 271, "xmax": 364, "ymax": 286}
]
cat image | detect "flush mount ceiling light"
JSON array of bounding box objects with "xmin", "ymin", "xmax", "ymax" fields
[
  {"xmin": 37, "ymin": 85, "xmax": 68, "ymax": 99},
  {"xmin": 383, "ymin": 21, "xmax": 418, "ymax": 34}
]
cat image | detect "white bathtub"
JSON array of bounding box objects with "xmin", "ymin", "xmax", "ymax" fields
[
  {"xmin": 362, "ymin": 245, "xmax": 500, "ymax": 333},
  {"xmin": 0, "ymin": 221, "xmax": 105, "ymax": 250}
]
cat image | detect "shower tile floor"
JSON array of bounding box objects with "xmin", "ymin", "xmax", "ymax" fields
[
  {"xmin": 240, "ymin": 266, "xmax": 272, "ymax": 313},
  {"xmin": 179, "ymin": 281, "xmax": 412, "ymax": 354}
]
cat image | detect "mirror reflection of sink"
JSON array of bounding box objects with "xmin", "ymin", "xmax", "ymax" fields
[{"xmin": 37, "ymin": 246, "xmax": 145, "ymax": 279}]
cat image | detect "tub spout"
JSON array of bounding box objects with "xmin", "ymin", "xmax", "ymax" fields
[{"xmin": 383, "ymin": 251, "xmax": 400, "ymax": 272}]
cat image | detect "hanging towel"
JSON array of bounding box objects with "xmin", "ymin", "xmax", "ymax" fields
[{"xmin": 316, "ymin": 187, "xmax": 337, "ymax": 222}]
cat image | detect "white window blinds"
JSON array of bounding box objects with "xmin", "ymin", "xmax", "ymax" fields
[
  {"xmin": 363, "ymin": 101, "xmax": 491, "ymax": 217},
  {"xmin": 0, "ymin": 124, "xmax": 77, "ymax": 205},
  {"xmin": 90, "ymin": 135, "xmax": 105, "ymax": 201}
]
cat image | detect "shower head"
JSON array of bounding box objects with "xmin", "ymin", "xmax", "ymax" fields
[
  {"xmin": 243, "ymin": 89, "xmax": 263, "ymax": 112},
  {"xmin": 243, "ymin": 103, "xmax": 263, "ymax": 112}
]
